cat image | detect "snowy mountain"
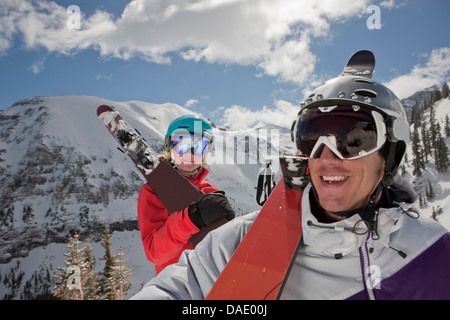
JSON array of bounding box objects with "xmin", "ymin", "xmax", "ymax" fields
[
  {"xmin": 0, "ymin": 95, "xmax": 277, "ymax": 299},
  {"xmin": 400, "ymin": 84, "xmax": 441, "ymax": 122},
  {"xmin": 1, "ymin": 91, "xmax": 449, "ymax": 300}
]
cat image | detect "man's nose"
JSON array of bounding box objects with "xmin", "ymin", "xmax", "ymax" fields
[{"xmin": 317, "ymin": 145, "xmax": 341, "ymax": 162}]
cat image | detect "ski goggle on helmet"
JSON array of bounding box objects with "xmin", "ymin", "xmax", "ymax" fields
[
  {"xmin": 172, "ymin": 135, "xmax": 211, "ymax": 156},
  {"xmin": 291, "ymin": 76, "xmax": 411, "ymax": 162},
  {"xmin": 165, "ymin": 114, "xmax": 214, "ymax": 156},
  {"xmin": 294, "ymin": 105, "xmax": 387, "ymax": 160}
]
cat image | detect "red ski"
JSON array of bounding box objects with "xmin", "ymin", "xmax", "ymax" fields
[{"xmin": 207, "ymin": 156, "xmax": 304, "ymax": 300}]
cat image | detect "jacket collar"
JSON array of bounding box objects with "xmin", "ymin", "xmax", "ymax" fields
[
  {"xmin": 301, "ymin": 180, "xmax": 416, "ymax": 258},
  {"xmin": 184, "ymin": 166, "xmax": 209, "ymax": 183}
]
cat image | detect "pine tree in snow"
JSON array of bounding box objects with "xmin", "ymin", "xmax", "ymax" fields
[
  {"xmin": 108, "ymin": 247, "xmax": 134, "ymax": 300},
  {"xmin": 412, "ymin": 126, "xmax": 424, "ymax": 176},
  {"xmin": 435, "ymin": 131, "xmax": 450, "ymax": 173},
  {"xmin": 94, "ymin": 225, "xmax": 134, "ymax": 300},
  {"xmin": 52, "ymin": 226, "xmax": 135, "ymax": 300},
  {"xmin": 81, "ymin": 237, "xmax": 98, "ymax": 300},
  {"xmin": 445, "ymin": 114, "xmax": 450, "ymax": 138},
  {"xmin": 410, "ymin": 100, "xmax": 422, "ymax": 129},
  {"xmin": 52, "ymin": 233, "xmax": 94, "ymax": 300},
  {"xmin": 96, "ymin": 225, "xmax": 115, "ymax": 300},
  {"xmin": 442, "ymin": 81, "xmax": 450, "ymax": 99},
  {"xmin": 427, "ymin": 180, "xmax": 435, "ymax": 200},
  {"xmin": 421, "ymin": 124, "xmax": 431, "ymax": 162},
  {"xmin": 430, "ymin": 103, "xmax": 438, "ymax": 146}
]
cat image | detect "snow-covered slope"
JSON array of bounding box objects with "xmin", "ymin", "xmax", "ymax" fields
[
  {"xmin": 1, "ymin": 93, "xmax": 449, "ymax": 300},
  {"xmin": 0, "ymin": 95, "xmax": 275, "ymax": 299},
  {"xmin": 0, "ymin": 95, "xmax": 195, "ymax": 260},
  {"xmin": 403, "ymin": 97, "xmax": 450, "ymax": 229},
  {"xmin": 0, "ymin": 95, "xmax": 196, "ymax": 298}
]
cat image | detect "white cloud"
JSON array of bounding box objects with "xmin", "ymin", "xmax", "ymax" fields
[
  {"xmin": 96, "ymin": 73, "xmax": 112, "ymax": 81},
  {"xmin": 30, "ymin": 57, "xmax": 46, "ymax": 74},
  {"xmin": 379, "ymin": 0, "xmax": 407, "ymax": 10},
  {"xmin": 184, "ymin": 99, "xmax": 199, "ymax": 108},
  {"xmin": 384, "ymin": 47, "xmax": 450, "ymax": 99},
  {"xmin": 222, "ymin": 99, "xmax": 298, "ymax": 130},
  {"xmin": 0, "ymin": 0, "xmax": 370, "ymax": 84}
]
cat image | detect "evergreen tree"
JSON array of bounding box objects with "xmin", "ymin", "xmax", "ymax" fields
[
  {"xmin": 53, "ymin": 227, "xmax": 135, "ymax": 300},
  {"xmin": 432, "ymin": 88, "xmax": 442, "ymax": 104},
  {"xmin": 421, "ymin": 121, "xmax": 431, "ymax": 161},
  {"xmin": 429, "ymin": 103, "xmax": 437, "ymax": 145},
  {"xmin": 445, "ymin": 114, "xmax": 450, "ymax": 138},
  {"xmin": 109, "ymin": 247, "xmax": 134, "ymax": 300},
  {"xmin": 81, "ymin": 237, "xmax": 98, "ymax": 300},
  {"xmin": 442, "ymin": 81, "xmax": 450, "ymax": 99},
  {"xmin": 96, "ymin": 225, "xmax": 135, "ymax": 300},
  {"xmin": 410, "ymin": 100, "xmax": 422, "ymax": 128},
  {"xmin": 22, "ymin": 205, "xmax": 35, "ymax": 224},
  {"xmin": 435, "ymin": 132, "xmax": 450, "ymax": 172},
  {"xmin": 427, "ymin": 180, "xmax": 435, "ymax": 200},
  {"xmin": 423, "ymin": 96, "xmax": 431, "ymax": 111},
  {"xmin": 97, "ymin": 225, "xmax": 115, "ymax": 300},
  {"xmin": 412, "ymin": 126, "xmax": 424, "ymax": 176},
  {"xmin": 53, "ymin": 233, "xmax": 93, "ymax": 300}
]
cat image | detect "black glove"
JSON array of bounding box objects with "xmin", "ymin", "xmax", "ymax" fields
[{"xmin": 188, "ymin": 191, "xmax": 235, "ymax": 228}]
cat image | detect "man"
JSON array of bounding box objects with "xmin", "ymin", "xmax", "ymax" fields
[{"xmin": 132, "ymin": 75, "xmax": 450, "ymax": 300}]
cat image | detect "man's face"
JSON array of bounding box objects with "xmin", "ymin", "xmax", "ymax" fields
[{"xmin": 308, "ymin": 145, "xmax": 385, "ymax": 218}]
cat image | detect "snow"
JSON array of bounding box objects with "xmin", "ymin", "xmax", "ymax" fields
[
  {"xmin": 1, "ymin": 94, "xmax": 450, "ymax": 300},
  {"xmin": 0, "ymin": 230, "xmax": 152, "ymax": 299},
  {"xmin": 0, "ymin": 94, "xmax": 276, "ymax": 299},
  {"xmin": 403, "ymin": 97, "xmax": 450, "ymax": 231}
]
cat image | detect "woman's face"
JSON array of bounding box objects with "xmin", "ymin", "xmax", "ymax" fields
[{"xmin": 171, "ymin": 148, "xmax": 203, "ymax": 172}]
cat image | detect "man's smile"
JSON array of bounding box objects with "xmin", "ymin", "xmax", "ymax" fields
[{"xmin": 321, "ymin": 175, "xmax": 348, "ymax": 183}]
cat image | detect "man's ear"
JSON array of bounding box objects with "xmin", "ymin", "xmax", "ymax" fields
[{"xmin": 381, "ymin": 141, "xmax": 405, "ymax": 176}]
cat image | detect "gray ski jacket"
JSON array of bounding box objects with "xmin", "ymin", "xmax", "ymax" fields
[{"xmin": 131, "ymin": 182, "xmax": 450, "ymax": 300}]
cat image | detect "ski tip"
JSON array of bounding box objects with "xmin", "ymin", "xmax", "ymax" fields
[
  {"xmin": 97, "ymin": 105, "xmax": 113, "ymax": 116},
  {"xmin": 352, "ymin": 49, "xmax": 374, "ymax": 57},
  {"xmin": 340, "ymin": 50, "xmax": 375, "ymax": 79},
  {"xmin": 346, "ymin": 50, "xmax": 375, "ymax": 63}
]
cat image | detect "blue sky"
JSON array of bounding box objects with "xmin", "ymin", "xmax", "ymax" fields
[{"xmin": 0, "ymin": 0, "xmax": 449, "ymax": 129}]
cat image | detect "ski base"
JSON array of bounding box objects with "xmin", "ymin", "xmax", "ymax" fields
[{"xmin": 206, "ymin": 179, "xmax": 302, "ymax": 300}]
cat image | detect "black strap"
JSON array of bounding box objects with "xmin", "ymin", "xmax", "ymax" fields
[{"xmin": 256, "ymin": 161, "xmax": 275, "ymax": 206}]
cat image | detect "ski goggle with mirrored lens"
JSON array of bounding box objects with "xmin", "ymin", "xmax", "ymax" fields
[
  {"xmin": 172, "ymin": 135, "xmax": 211, "ymax": 156},
  {"xmin": 294, "ymin": 105, "xmax": 387, "ymax": 160}
]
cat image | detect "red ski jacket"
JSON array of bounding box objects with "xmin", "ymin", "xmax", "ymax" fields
[{"xmin": 137, "ymin": 167, "xmax": 217, "ymax": 274}]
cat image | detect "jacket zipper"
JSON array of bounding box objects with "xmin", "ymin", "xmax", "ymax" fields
[
  {"xmin": 359, "ymin": 210, "xmax": 379, "ymax": 300},
  {"xmin": 360, "ymin": 238, "xmax": 376, "ymax": 300}
]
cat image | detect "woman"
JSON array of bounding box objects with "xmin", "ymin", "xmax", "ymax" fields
[{"xmin": 137, "ymin": 115, "xmax": 235, "ymax": 274}]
